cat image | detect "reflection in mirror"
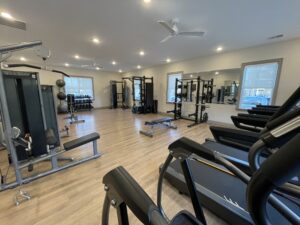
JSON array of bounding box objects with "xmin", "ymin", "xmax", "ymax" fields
[
  {"xmin": 197, "ymin": 68, "xmax": 241, "ymax": 105},
  {"xmin": 181, "ymin": 73, "xmax": 199, "ymax": 103}
]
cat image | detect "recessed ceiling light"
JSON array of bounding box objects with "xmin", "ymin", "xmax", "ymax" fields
[
  {"xmin": 144, "ymin": 0, "xmax": 151, "ymax": 3},
  {"xmin": 139, "ymin": 51, "xmax": 145, "ymax": 56},
  {"xmin": 166, "ymin": 58, "xmax": 171, "ymax": 63},
  {"xmin": 92, "ymin": 37, "xmax": 100, "ymax": 44},
  {"xmin": 137, "ymin": 65, "xmax": 141, "ymax": 69},
  {"xmin": 20, "ymin": 57, "xmax": 26, "ymax": 61},
  {"xmin": 74, "ymin": 54, "xmax": 80, "ymax": 59},
  {"xmin": 65, "ymin": 63, "xmax": 70, "ymax": 67},
  {"xmin": 216, "ymin": 46, "xmax": 223, "ymax": 52},
  {"xmin": 118, "ymin": 69, "xmax": 123, "ymax": 73},
  {"xmin": 96, "ymin": 67, "xmax": 101, "ymax": 70},
  {"xmin": 215, "ymin": 71, "xmax": 219, "ymax": 75},
  {"xmin": 0, "ymin": 12, "xmax": 14, "ymax": 20},
  {"xmin": 112, "ymin": 61, "xmax": 116, "ymax": 65}
]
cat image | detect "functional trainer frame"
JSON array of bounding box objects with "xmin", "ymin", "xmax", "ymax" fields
[
  {"xmin": 110, "ymin": 80, "xmax": 129, "ymax": 109},
  {"xmin": 122, "ymin": 76, "xmax": 154, "ymax": 114},
  {"xmin": 168, "ymin": 75, "xmax": 213, "ymax": 127}
]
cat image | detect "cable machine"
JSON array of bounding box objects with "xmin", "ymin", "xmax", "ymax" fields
[
  {"xmin": 122, "ymin": 76, "xmax": 154, "ymax": 114},
  {"xmin": 110, "ymin": 80, "xmax": 129, "ymax": 109},
  {"xmin": 0, "ymin": 41, "xmax": 101, "ymax": 205},
  {"xmin": 168, "ymin": 74, "xmax": 214, "ymax": 127}
]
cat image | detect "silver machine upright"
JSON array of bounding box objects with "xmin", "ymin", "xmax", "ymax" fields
[{"xmin": 0, "ymin": 41, "xmax": 101, "ymax": 205}]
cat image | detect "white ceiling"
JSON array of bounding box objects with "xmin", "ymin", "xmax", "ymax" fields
[{"xmin": 1, "ymin": 0, "xmax": 300, "ymax": 73}]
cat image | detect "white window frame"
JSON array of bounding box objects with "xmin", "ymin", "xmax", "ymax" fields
[
  {"xmin": 237, "ymin": 58, "xmax": 283, "ymax": 110},
  {"xmin": 166, "ymin": 72, "xmax": 183, "ymax": 103},
  {"xmin": 64, "ymin": 75, "xmax": 95, "ymax": 99}
]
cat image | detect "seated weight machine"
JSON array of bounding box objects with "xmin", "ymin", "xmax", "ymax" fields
[
  {"xmin": 0, "ymin": 41, "xmax": 102, "ymax": 205},
  {"xmin": 168, "ymin": 75, "xmax": 214, "ymax": 127}
]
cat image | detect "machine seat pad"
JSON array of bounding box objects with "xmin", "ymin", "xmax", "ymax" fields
[
  {"xmin": 170, "ymin": 211, "xmax": 203, "ymax": 225},
  {"xmin": 45, "ymin": 129, "xmax": 58, "ymax": 146},
  {"xmin": 64, "ymin": 132, "xmax": 100, "ymax": 151},
  {"xmin": 145, "ymin": 117, "xmax": 174, "ymax": 125}
]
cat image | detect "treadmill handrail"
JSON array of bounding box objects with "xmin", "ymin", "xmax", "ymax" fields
[
  {"xmin": 247, "ymin": 133, "xmax": 300, "ymax": 225},
  {"xmin": 269, "ymin": 86, "xmax": 300, "ymax": 121}
]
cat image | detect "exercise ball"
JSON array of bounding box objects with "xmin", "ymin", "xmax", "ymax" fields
[
  {"xmin": 57, "ymin": 103, "xmax": 68, "ymax": 113},
  {"xmin": 56, "ymin": 79, "xmax": 65, "ymax": 87},
  {"xmin": 57, "ymin": 92, "xmax": 66, "ymax": 100}
]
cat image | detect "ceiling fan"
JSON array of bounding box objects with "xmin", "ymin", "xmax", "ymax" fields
[{"xmin": 157, "ymin": 19, "xmax": 205, "ymax": 43}]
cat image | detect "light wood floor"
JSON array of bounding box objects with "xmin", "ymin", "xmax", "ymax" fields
[{"xmin": 0, "ymin": 109, "xmax": 226, "ymax": 225}]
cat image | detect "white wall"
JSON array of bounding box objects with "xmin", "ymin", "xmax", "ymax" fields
[
  {"xmin": 123, "ymin": 38, "xmax": 300, "ymax": 123},
  {"xmin": 2, "ymin": 66, "xmax": 122, "ymax": 108}
]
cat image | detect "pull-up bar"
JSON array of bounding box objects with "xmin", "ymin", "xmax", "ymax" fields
[
  {"xmin": 5, "ymin": 64, "xmax": 70, "ymax": 77},
  {"xmin": 0, "ymin": 41, "xmax": 42, "ymax": 54}
]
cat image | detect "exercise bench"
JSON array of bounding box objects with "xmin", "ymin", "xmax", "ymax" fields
[
  {"xmin": 139, "ymin": 117, "xmax": 177, "ymax": 137},
  {"xmin": 11, "ymin": 129, "xmax": 101, "ymax": 205}
]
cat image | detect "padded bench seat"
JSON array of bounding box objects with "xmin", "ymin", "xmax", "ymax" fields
[
  {"xmin": 145, "ymin": 117, "xmax": 174, "ymax": 126},
  {"xmin": 64, "ymin": 132, "xmax": 100, "ymax": 151}
]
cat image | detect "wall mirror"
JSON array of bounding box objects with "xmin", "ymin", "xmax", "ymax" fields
[{"xmin": 196, "ymin": 68, "xmax": 241, "ymax": 105}]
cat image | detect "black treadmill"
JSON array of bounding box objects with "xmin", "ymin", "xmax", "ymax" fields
[
  {"xmin": 200, "ymin": 105, "xmax": 300, "ymax": 175},
  {"xmin": 230, "ymin": 104, "xmax": 279, "ymax": 132},
  {"xmin": 231, "ymin": 113, "xmax": 271, "ymax": 132},
  {"xmin": 213, "ymin": 87, "xmax": 300, "ymax": 149},
  {"xmin": 162, "ymin": 112, "xmax": 300, "ymax": 225},
  {"xmin": 101, "ymin": 132, "xmax": 300, "ymax": 225},
  {"xmin": 211, "ymin": 86, "xmax": 300, "ymax": 150}
]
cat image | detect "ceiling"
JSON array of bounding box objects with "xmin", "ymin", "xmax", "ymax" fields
[{"xmin": 1, "ymin": 0, "xmax": 300, "ymax": 73}]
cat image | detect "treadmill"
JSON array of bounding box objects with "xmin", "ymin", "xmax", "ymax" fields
[
  {"xmin": 210, "ymin": 86, "xmax": 300, "ymax": 151},
  {"xmin": 101, "ymin": 133, "xmax": 300, "ymax": 225},
  {"xmin": 231, "ymin": 113, "xmax": 271, "ymax": 132},
  {"xmin": 162, "ymin": 112, "xmax": 300, "ymax": 225},
  {"xmin": 231, "ymin": 105, "xmax": 280, "ymax": 132},
  {"xmin": 200, "ymin": 106, "xmax": 300, "ymax": 174}
]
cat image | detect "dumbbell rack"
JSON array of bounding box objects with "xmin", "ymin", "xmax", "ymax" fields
[{"xmin": 68, "ymin": 95, "xmax": 93, "ymax": 111}]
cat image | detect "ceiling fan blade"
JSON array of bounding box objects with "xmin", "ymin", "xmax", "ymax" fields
[
  {"xmin": 178, "ymin": 31, "xmax": 205, "ymax": 37},
  {"xmin": 157, "ymin": 20, "xmax": 176, "ymax": 34},
  {"xmin": 160, "ymin": 35, "xmax": 174, "ymax": 43}
]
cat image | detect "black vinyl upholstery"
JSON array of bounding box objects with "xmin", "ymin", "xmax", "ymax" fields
[
  {"xmin": 171, "ymin": 211, "xmax": 203, "ymax": 225},
  {"xmin": 63, "ymin": 132, "xmax": 100, "ymax": 151},
  {"xmin": 145, "ymin": 117, "xmax": 174, "ymax": 125}
]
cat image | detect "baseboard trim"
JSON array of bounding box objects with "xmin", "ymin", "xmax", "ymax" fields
[{"xmin": 94, "ymin": 106, "xmax": 111, "ymax": 110}]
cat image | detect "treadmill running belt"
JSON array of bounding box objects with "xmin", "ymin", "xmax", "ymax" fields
[{"xmin": 164, "ymin": 158, "xmax": 300, "ymax": 225}]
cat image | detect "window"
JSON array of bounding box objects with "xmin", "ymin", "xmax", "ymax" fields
[
  {"xmin": 238, "ymin": 59, "xmax": 282, "ymax": 110},
  {"xmin": 133, "ymin": 79, "xmax": 141, "ymax": 101},
  {"xmin": 64, "ymin": 76, "xmax": 94, "ymax": 98},
  {"xmin": 167, "ymin": 72, "xmax": 182, "ymax": 103}
]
